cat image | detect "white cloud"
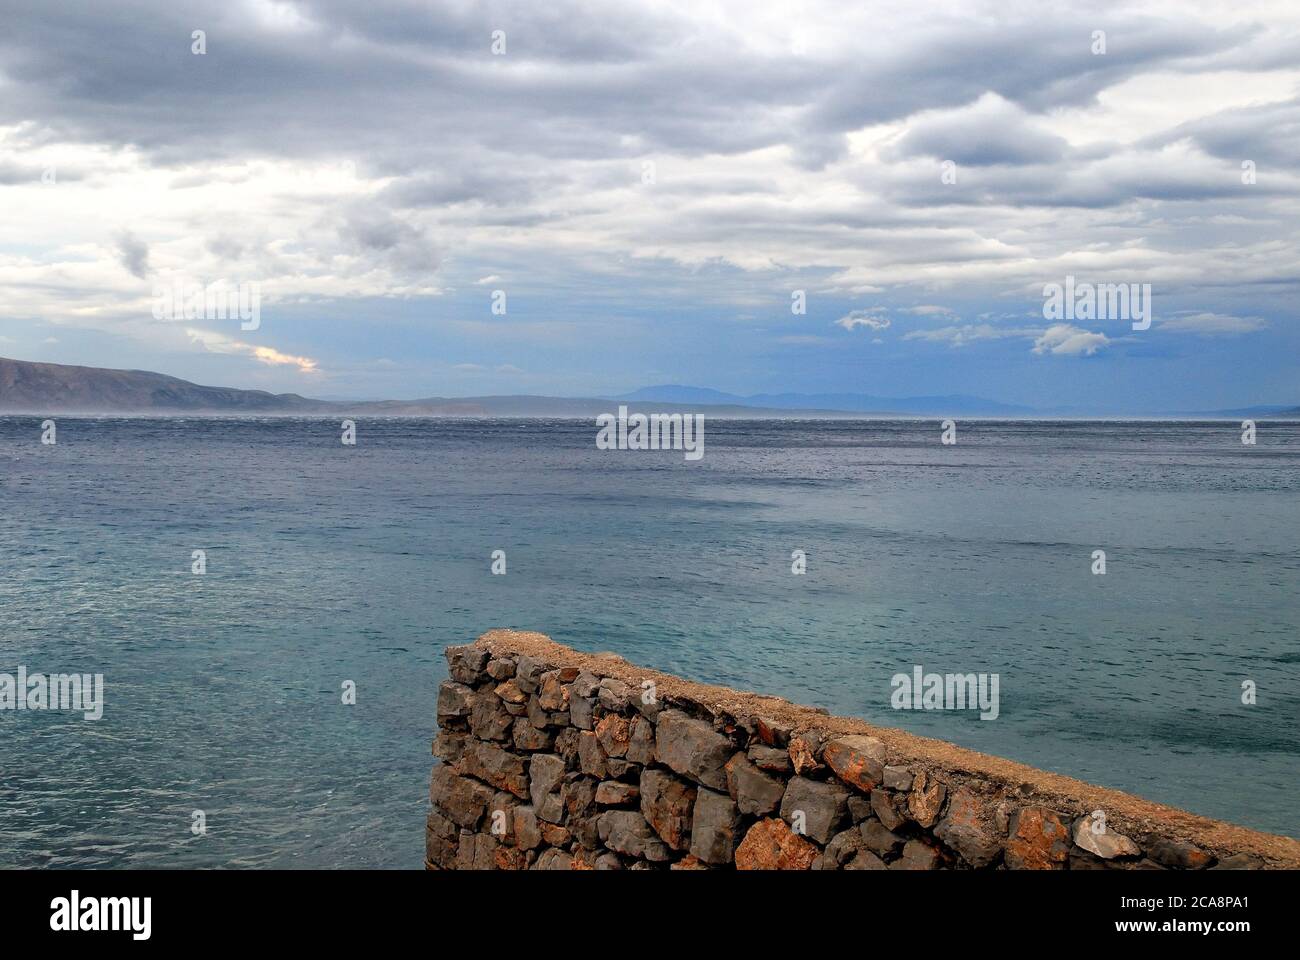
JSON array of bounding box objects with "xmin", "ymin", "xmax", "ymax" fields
[
  {"xmin": 1158, "ymin": 312, "xmax": 1267, "ymax": 335},
  {"xmin": 835, "ymin": 308, "xmax": 891, "ymax": 332},
  {"xmin": 0, "ymin": 0, "xmax": 1297, "ymax": 391},
  {"xmin": 186, "ymin": 328, "xmax": 318, "ymax": 373},
  {"xmin": 905, "ymin": 324, "xmax": 1039, "ymax": 346},
  {"xmin": 1032, "ymin": 324, "xmax": 1111, "ymax": 356}
]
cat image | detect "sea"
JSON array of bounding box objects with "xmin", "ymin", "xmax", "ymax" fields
[{"xmin": 1, "ymin": 416, "xmax": 1296, "ymax": 867}]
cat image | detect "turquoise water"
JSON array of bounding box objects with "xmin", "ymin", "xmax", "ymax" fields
[{"xmin": 1, "ymin": 417, "xmax": 1297, "ymax": 866}]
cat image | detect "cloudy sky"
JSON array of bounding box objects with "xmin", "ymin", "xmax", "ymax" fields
[{"xmin": 1, "ymin": 0, "xmax": 1298, "ymax": 410}]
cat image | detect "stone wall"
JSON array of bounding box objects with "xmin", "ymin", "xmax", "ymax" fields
[{"xmin": 427, "ymin": 630, "xmax": 1300, "ymax": 871}]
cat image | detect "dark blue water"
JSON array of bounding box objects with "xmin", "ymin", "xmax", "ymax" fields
[{"xmin": 1, "ymin": 417, "xmax": 1297, "ymax": 866}]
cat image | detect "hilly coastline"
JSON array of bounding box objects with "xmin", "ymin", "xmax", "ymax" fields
[{"xmin": 1, "ymin": 357, "xmax": 1296, "ymax": 419}]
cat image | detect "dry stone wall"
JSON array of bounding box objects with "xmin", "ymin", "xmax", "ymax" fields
[{"xmin": 427, "ymin": 631, "xmax": 1297, "ymax": 871}]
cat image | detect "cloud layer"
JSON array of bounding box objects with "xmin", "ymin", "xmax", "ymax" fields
[{"xmin": 0, "ymin": 0, "xmax": 1296, "ymax": 405}]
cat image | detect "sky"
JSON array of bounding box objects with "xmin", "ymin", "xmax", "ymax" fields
[{"xmin": 0, "ymin": 0, "xmax": 1298, "ymax": 411}]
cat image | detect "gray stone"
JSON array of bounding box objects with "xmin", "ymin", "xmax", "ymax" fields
[
  {"xmin": 528, "ymin": 753, "xmax": 566, "ymax": 820},
  {"xmin": 844, "ymin": 849, "xmax": 888, "ymax": 870},
  {"xmin": 511, "ymin": 716, "xmax": 556, "ymax": 752},
  {"xmin": 534, "ymin": 848, "xmax": 573, "ymax": 870},
  {"xmin": 871, "ymin": 788, "xmax": 906, "ymax": 831},
  {"xmin": 426, "ymin": 808, "xmax": 457, "ymax": 848},
  {"xmin": 563, "ymin": 774, "xmax": 598, "ymax": 817},
  {"xmin": 859, "ymin": 819, "xmax": 905, "ymax": 857},
  {"xmin": 429, "ymin": 766, "xmax": 495, "ymax": 829},
  {"xmin": 780, "ymin": 776, "xmax": 849, "ymax": 844},
  {"xmin": 891, "ymin": 838, "xmax": 941, "ymax": 870},
  {"xmin": 511, "ymin": 805, "xmax": 542, "ymax": 850},
  {"xmin": 425, "ymin": 812, "xmax": 458, "ymax": 868},
  {"xmin": 436, "ymin": 680, "xmax": 474, "ymax": 720},
  {"xmin": 847, "ymin": 795, "xmax": 873, "ymax": 823},
  {"xmin": 514, "ymin": 654, "xmax": 548, "ymax": 694},
  {"xmin": 554, "ymin": 727, "xmax": 581, "ymax": 765},
  {"xmin": 432, "ymin": 731, "xmax": 468, "ymax": 763},
  {"xmin": 596, "ymin": 810, "xmax": 671, "ymax": 861},
  {"xmin": 1070, "ymin": 849, "xmax": 1108, "ymax": 870},
  {"xmin": 655, "ymin": 709, "xmax": 736, "ymax": 791},
  {"xmin": 934, "ymin": 787, "xmax": 1002, "ymax": 868},
  {"xmin": 689, "ymin": 788, "xmax": 743, "ymax": 865},
  {"xmin": 486, "ymin": 656, "xmax": 516, "ymax": 680},
  {"xmin": 468, "ymin": 689, "xmax": 513, "ymax": 741},
  {"xmin": 488, "ymin": 792, "xmax": 520, "ymax": 844},
  {"xmin": 825, "ymin": 828, "xmax": 865, "ymax": 866},
  {"xmin": 571, "ymin": 671, "xmax": 601, "ymax": 698},
  {"xmin": 724, "ymin": 753, "xmax": 785, "ymax": 816},
  {"xmin": 883, "ymin": 765, "xmax": 914, "ymax": 791},
  {"xmin": 577, "ymin": 730, "xmax": 608, "ymax": 778},
  {"xmin": 458, "ymin": 740, "xmax": 530, "ymax": 798},
  {"xmin": 598, "ymin": 677, "xmax": 633, "ymax": 712},
  {"xmin": 632, "ymin": 680, "xmax": 662, "ymax": 718},
  {"xmin": 568, "ymin": 693, "xmax": 596, "ymax": 730},
  {"xmin": 445, "ymin": 645, "xmax": 490, "ymax": 685},
  {"xmin": 605, "ymin": 758, "xmax": 637, "ymax": 779},
  {"xmin": 747, "ymin": 744, "xmax": 792, "ymax": 774},
  {"xmin": 456, "ymin": 831, "xmax": 500, "ymax": 871},
  {"xmin": 626, "ymin": 715, "xmax": 656, "ymax": 764},
  {"xmin": 1210, "ymin": 853, "xmax": 1263, "ymax": 870},
  {"xmin": 526, "ymin": 694, "xmax": 568, "ymax": 730}
]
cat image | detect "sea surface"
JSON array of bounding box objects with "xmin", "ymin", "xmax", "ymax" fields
[{"xmin": 1, "ymin": 416, "xmax": 1297, "ymax": 867}]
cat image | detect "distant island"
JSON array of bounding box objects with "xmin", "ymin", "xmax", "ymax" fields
[{"xmin": 1, "ymin": 357, "xmax": 1296, "ymax": 419}]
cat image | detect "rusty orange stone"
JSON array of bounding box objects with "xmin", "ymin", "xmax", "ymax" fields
[
  {"xmin": 822, "ymin": 735, "xmax": 886, "ymax": 793},
  {"xmin": 1005, "ymin": 806, "xmax": 1071, "ymax": 870},
  {"xmin": 670, "ymin": 853, "xmax": 710, "ymax": 870},
  {"xmin": 493, "ymin": 846, "xmax": 529, "ymax": 870},
  {"xmin": 541, "ymin": 822, "xmax": 571, "ymax": 847},
  {"xmin": 906, "ymin": 770, "xmax": 946, "ymax": 828},
  {"xmin": 735, "ymin": 817, "xmax": 819, "ymax": 870},
  {"xmin": 595, "ymin": 713, "xmax": 631, "ymax": 758},
  {"xmin": 754, "ymin": 716, "xmax": 783, "ymax": 746},
  {"xmin": 787, "ymin": 735, "xmax": 821, "ymax": 775}
]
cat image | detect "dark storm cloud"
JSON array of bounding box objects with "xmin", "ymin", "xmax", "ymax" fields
[
  {"xmin": 0, "ymin": 0, "xmax": 1256, "ymax": 174},
  {"xmin": 115, "ymin": 230, "xmax": 151, "ymax": 278},
  {"xmin": 339, "ymin": 206, "xmax": 441, "ymax": 273},
  {"xmin": 2, "ymin": 0, "xmax": 1298, "ymax": 348},
  {"xmin": 884, "ymin": 95, "xmax": 1070, "ymax": 167},
  {"xmin": 1151, "ymin": 99, "xmax": 1300, "ymax": 167}
]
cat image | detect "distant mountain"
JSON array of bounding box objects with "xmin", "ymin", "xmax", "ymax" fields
[
  {"xmin": 3, "ymin": 359, "xmax": 1296, "ymax": 419},
  {"xmin": 0, "ymin": 358, "xmax": 846, "ymax": 417},
  {"xmin": 0, "ymin": 357, "xmax": 328, "ymax": 413},
  {"xmin": 1180, "ymin": 404, "xmax": 1300, "ymax": 419},
  {"xmin": 619, "ymin": 384, "xmax": 1037, "ymax": 416}
]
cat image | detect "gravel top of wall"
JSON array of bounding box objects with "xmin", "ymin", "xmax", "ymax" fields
[{"xmin": 471, "ymin": 628, "xmax": 1300, "ymax": 867}]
